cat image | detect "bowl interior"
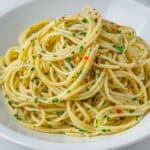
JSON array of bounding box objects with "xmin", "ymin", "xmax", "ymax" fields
[{"xmin": 0, "ymin": 0, "xmax": 150, "ymax": 146}]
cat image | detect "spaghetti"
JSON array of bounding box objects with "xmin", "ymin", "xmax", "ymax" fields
[{"xmin": 0, "ymin": 7, "xmax": 150, "ymax": 136}]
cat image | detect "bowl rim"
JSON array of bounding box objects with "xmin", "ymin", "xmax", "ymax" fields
[{"xmin": 0, "ymin": 0, "xmax": 150, "ymax": 149}]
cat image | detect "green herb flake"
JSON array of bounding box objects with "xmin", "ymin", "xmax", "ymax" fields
[
  {"xmin": 84, "ymin": 87, "xmax": 90, "ymax": 92},
  {"xmin": 62, "ymin": 43, "xmax": 66, "ymax": 49},
  {"xmin": 132, "ymin": 97, "xmax": 137, "ymax": 101},
  {"xmin": 96, "ymin": 73, "xmax": 100, "ymax": 78},
  {"xmin": 65, "ymin": 66, "xmax": 70, "ymax": 71},
  {"xmin": 4, "ymin": 94, "xmax": 8, "ymax": 98},
  {"xmin": 96, "ymin": 119, "xmax": 98, "ymax": 124},
  {"xmin": 56, "ymin": 111, "xmax": 64, "ymax": 116},
  {"xmin": 110, "ymin": 22, "xmax": 115, "ymax": 25},
  {"xmin": 31, "ymin": 77, "xmax": 35, "ymax": 82},
  {"xmin": 78, "ymin": 128, "xmax": 86, "ymax": 132},
  {"xmin": 67, "ymin": 90, "xmax": 71, "ymax": 93},
  {"xmin": 136, "ymin": 115, "xmax": 141, "ymax": 121},
  {"xmin": 30, "ymin": 67, "xmax": 35, "ymax": 71},
  {"xmin": 104, "ymin": 115, "xmax": 110, "ymax": 120},
  {"xmin": 77, "ymin": 70, "xmax": 82, "ymax": 75},
  {"xmin": 128, "ymin": 32, "xmax": 132, "ymax": 36},
  {"xmin": 79, "ymin": 45, "xmax": 84, "ymax": 52},
  {"xmin": 65, "ymin": 57, "xmax": 74, "ymax": 68},
  {"xmin": 95, "ymin": 119, "xmax": 99, "ymax": 127},
  {"xmin": 103, "ymin": 115, "xmax": 110, "ymax": 125},
  {"xmin": 96, "ymin": 70, "xmax": 100, "ymax": 79},
  {"xmin": 117, "ymin": 30, "xmax": 121, "ymax": 34},
  {"xmin": 32, "ymin": 55, "xmax": 36, "ymax": 59},
  {"xmin": 44, "ymin": 72, "xmax": 49, "ymax": 75},
  {"xmin": 127, "ymin": 109, "xmax": 135, "ymax": 113},
  {"xmin": 82, "ymin": 18, "xmax": 88, "ymax": 23},
  {"xmin": 101, "ymin": 129, "xmax": 111, "ymax": 132},
  {"xmin": 41, "ymin": 50, "xmax": 46, "ymax": 53},
  {"xmin": 14, "ymin": 114, "xmax": 21, "ymax": 120},
  {"xmin": 53, "ymin": 54, "xmax": 57, "ymax": 57},
  {"xmin": 34, "ymin": 98, "xmax": 38, "ymax": 103},
  {"xmin": 72, "ymin": 33, "xmax": 76, "ymax": 36},
  {"xmin": 113, "ymin": 45, "xmax": 125, "ymax": 53},
  {"xmin": 80, "ymin": 32, "xmax": 87, "ymax": 36},
  {"xmin": 52, "ymin": 97, "xmax": 59, "ymax": 103},
  {"xmin": 71, "ymin": 51, "xmax": 75, "ymax": 54},
  {"xmin": 8, "ymin": 101, "xmax": 12, "ymax": 106}
]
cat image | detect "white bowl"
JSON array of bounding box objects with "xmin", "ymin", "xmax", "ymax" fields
[{"xmin": 0, "ymin": 0, "xmax": 150, "ymax": 150}]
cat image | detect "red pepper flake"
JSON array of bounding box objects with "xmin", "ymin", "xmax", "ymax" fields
[
  {"xmin": 94, "ymin": 18, "xmax": 97, "ymax": 23},
  {"xmin": 112, "ymin": 29, "xmax": 115, "ymax": 32},
  {"xmin": 61, "ymin": 16, "xmax": 65, "ymax": 19},
  {"xmin": 117, "ymin": 25, "xmax": 123, "ymax": 28},
  {"xmin": 26, "ymin": 86, "xmax": 30, "ymax": 89},
  {"xmin": 116, "ymin": 108, "xmax": 123, "ymax": 114},
  {"xmin": 74, "ymin": 58, "xmax": 80, "ymax": 65},
  {"xmin": 74, "ymin": 60, "xmax": 78, "ymax": 65},
  {"xmin": 83, "ymin": 56, "xmax": 89, "ymax": 61},
  {"xmin": 37, "ymin": 104, "xmax": 43, "ymax": 109},
  {"xmin": 38, "ymin": 53, "xmax": 42, "ymax": 58}
]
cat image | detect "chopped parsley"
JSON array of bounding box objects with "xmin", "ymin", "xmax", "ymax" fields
[
  {"xmin": 96, "ymin": 70, "xmax": 100, "ymax": 79},
  {"xmin": 41, "ymin": 50, "xmax": 46, "ymax": 53},
  {"xmin": 104, "ymin": 115, "xmax": 110, "ymax": 120},
  {"xmin": 30, "ymin": 67, "xmax": 35, "ymax": 71},
  {"xmin": 8, "ymin": 100, "xmax": 12, "ymax": 106},
  {"xmin": 53, "ymin": 54, "xmax": 57, "ymax": 57},
  {"xmin": 110, "ymin": 22, "xmax": 115, "ymax": 25},
  {"xmin": 117, "ymin": 30, "xmax": 121, "ymax": 34},
  {"xmin": 14, "ymin": 114, "xmax": 21, "ymax": 120},
  {"xmin": 80, "ymin": 31, "xmax": 87, "ymax": 36},
  {"xmin": 78, "ymin": 128, "xmax": 86, "ymax": 133},
  {"xmin": 32, "ymin": 55, "xmax": 36, "ymax": 59},
  {"xmin": 82, "ymin": 18, "xmax": 88, "ymax": 23},
  {"xmin": 101, "ymin": 129, "xmax": 111, "ymax": 132},
  {"xmin": 71, "ymin": 51, "xmax": 75, "ymax": 54},
  {"xmin": 67, "ymin": 90, "xmax": 71, "ymax": 93},
  {"xmin": 56, "ymin": 111, "xmax": 64, "ymax": 116},
  {"xmin": 65, "ymin": 66, "xmax": 70, "ymax": 71},
  {"xmin": 79, "ymin": 45, "xmax": 84, "ymax": 52},
  {"xmin": 65, "ymin": 57, "xmax": 74, "ymax": 68},
  {"xmin": 84, "ymin": 87, "xmax": 90, "ymax": 92},
  {"xmin": 113, "ymin": 44, "xmax": 125, "ymax": 53},
  {"xmin": 136, "ymin": 115, "xmax": 141, "ymax": 121},
  {"xmin": 44, "ymin": 72, "xmax": 49, "ymax": 75},
  {"xmin": 77, "ymin": 70, "xmax": 82, "ymax": 75},
  {"xmin": 132, "ymin": 97, "xmax": 137, "ymax": 101},
  {"xmin": 95, "ymin": 119, "xmax": 99, "ymax": 127},
  {"xmin": 103, "ymin": 115, "xmax": 110, "ymax": 125},
  {"xmin": 34, "ymin": 98, "xmax": 38, "ymax": 103},
  {"xmin": 127, "ymin": 109, "xmax": 135, "ymax": 113},
  {"xmin": 31, "ymin": 77, "xmax": 35, "ymax": 82},
  {"xmin": 72, "ymin": 33, "xmax": 76, "ymax": 36},
  {"xmin": 52, "ymin": 97, "xmax": 59, "ymax": 103},
  {"xmin": 4, "ymin": 94, "xmax": 8, "ymax": 98},
  {"xmin": 62, "ymin": 43, "xmax": 66, "ymax": 49}
]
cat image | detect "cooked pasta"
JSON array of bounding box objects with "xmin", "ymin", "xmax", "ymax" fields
[{"xmin": 0, "ymin": 6, "xmax": 150, "ymax": 136}]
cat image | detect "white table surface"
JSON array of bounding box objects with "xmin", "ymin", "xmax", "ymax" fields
[{"xmin": 0, "ymin": 0, "xmax": 150, "ymax": 149}]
